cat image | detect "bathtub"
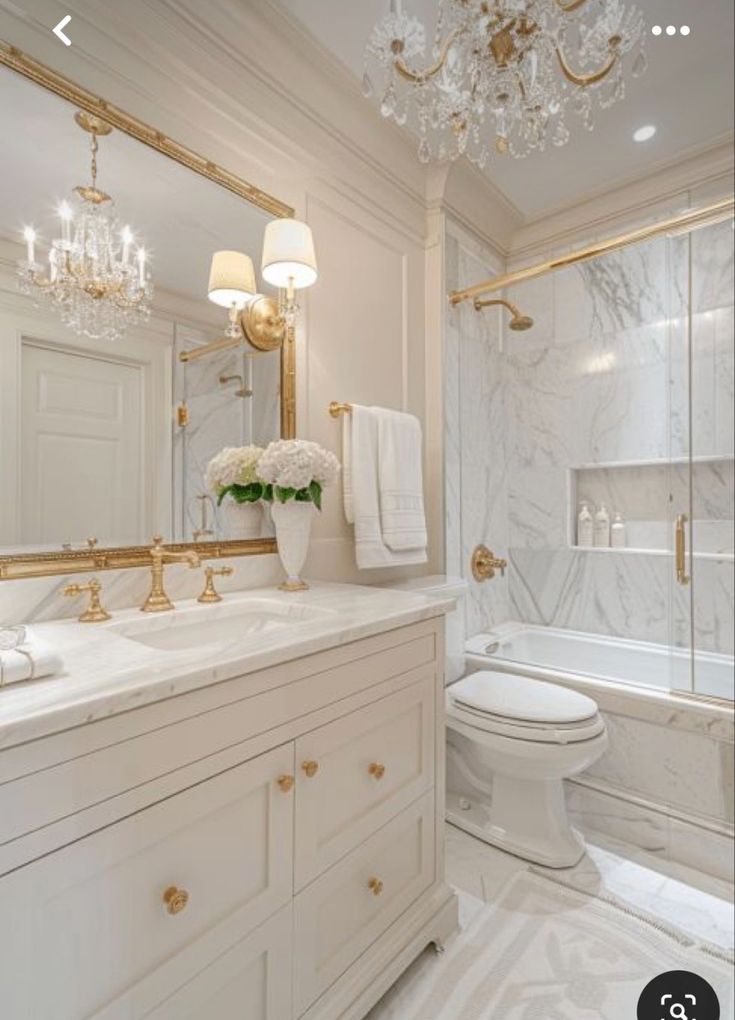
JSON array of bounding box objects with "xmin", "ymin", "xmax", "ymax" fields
[{"xmin": 465, "ymin": 623, "xmax": 734, "ymax": 703}]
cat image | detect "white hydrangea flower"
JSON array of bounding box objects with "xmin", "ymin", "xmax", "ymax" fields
[
  {"xmin": 258, "ymin": 439, "xmax": 340, "ymax": 492},
  {"xmin": 205, "ymin": 445, "xmax": 264, "ymax": 494}
]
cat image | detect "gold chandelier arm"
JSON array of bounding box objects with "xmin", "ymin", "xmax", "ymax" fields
[
  {"xmin": 554, "ymin": 0, "xmax": 590, "ymax": 12},
  {"xmin": 555, "ymin": 38, "xmax": 620, "ymax": 87},
  {"xmin": 393, "ymin": 27, "xmax": 463, "ymax": 85}
]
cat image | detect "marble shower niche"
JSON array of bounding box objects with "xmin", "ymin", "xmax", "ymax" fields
[{"xmin": 570, "ymin": 457, "xmax": 735, "ymax": 556}]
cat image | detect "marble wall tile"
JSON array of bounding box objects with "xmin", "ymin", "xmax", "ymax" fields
[{"xmin": 691, "ymin": 220, "xmax": 735, "ymax": 314}]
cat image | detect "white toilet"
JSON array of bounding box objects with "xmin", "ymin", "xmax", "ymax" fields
[
  {"xmin": 384, "ymin": 576, "xmax": 608, "ymax": 869},
  {"xmin": 446, "ymin": 670, "xmax": 608, "ymax": 867}
]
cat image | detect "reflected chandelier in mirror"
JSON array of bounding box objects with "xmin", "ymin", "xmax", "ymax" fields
[{"xmin": 17, "ymin": 110, "xmax": 153, "ymax": 343}]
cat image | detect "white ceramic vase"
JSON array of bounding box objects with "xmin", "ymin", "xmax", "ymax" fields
[
  {"xmin": 271, "ymin": 500, "xmax": 315, "ymax": 591},
  {"xmin": 222, "ymin": 500, "xmax": 263, "ymax": 540}
]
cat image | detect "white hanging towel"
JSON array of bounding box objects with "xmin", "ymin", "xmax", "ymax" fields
[
  {"xmin": 345, "ymin": 405, "xmax": 427, "ymax": 569},
  {"xmin": 0, "ymin": 633, "xmax": 63, "ymax": 689},
  {"xmin": 371, "ymin": 406, "xmax": 428, "ymax": 552}
]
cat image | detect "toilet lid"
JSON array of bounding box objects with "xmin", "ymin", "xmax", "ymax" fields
[{"xmin": 450, "ymin": 670, "xmax": 599, "ymax": 725}]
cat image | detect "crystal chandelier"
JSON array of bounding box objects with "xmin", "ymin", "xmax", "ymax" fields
[
  {"xmin": 364, "ymin": 0, "xmax": 647, "ymax": 167},
  {"xmin": 18, "ymin": 111, "xmax": 152, "ymax": 342}
]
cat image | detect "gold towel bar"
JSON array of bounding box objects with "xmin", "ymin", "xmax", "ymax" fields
[{"xmin": 329, "ymin": 402, "xmax": 352, "ymax": 418}]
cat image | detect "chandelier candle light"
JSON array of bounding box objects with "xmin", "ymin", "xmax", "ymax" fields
[
  {"xmin": 18, "ymin": 112, "xmax": 152, "ymax": 342},
  {"xmin": 364, "ymin": 0, "xmax": 647, "ymax": 166}
]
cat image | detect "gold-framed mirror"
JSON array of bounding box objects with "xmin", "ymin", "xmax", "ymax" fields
[{"xmin": 0, "ymin": 44, "xmax": 296, "ymax": 581}]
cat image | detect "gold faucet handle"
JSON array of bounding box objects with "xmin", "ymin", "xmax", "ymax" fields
[
  {"xmin": 197, "ymin": 565, "xmax": 234, "ymax": 604},
  {"xmin": 62, "ymin": 577, "xmax": 111, "ymax": 623}
]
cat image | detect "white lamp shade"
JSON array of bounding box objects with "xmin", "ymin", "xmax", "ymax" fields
[
  {"xmin": 261, "ymin": 219, "xmax": 318, "ymax": 290},
  {"xmin": 208, "ymin": 250, "xmax": 256, "ymax": 308}
]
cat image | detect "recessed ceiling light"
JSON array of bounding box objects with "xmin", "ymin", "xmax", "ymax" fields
[
  {"xmin": 666, "ymin": 25, "xmax": 676, "ymax": 36},
  {"xmin": 633, "ymin": 124, "xmax": 657, "ymax": 143},
  {"xmin": 680, "ymin": 25, "xmax": 690, "ymax": 36}
]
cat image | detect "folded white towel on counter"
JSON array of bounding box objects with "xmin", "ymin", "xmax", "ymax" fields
[
  {"xmin": 0, "ymin": 632, "xmax": 63, "ymax": 688},
  {"xmin": 346, "ymin": 404, "xmax": 427, "ymax": 569},
  {"xmin": 371, "ymin": 406, "xmax": 428, "ymax": 552}
]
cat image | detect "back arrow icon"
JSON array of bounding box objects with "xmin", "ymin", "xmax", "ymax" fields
[{"xmin": 53, "ymin": 15, "xmax": 72, "ymax": 45}]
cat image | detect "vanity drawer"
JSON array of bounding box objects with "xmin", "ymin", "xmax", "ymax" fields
[
  {"xmin": 295, "ymin": 674, "xmax": 434, "ymax": 888},
  {"xmin": 293, "ymin": 790, "xmax": 435, "ymax": 1016},
  {"xmin": 0, "ymin": 744, "xmax": 294, "ymax": 1020}
]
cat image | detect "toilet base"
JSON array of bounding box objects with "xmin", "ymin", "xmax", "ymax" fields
[{"xmin": 446, "ymin": 787, "xmax": 586, "ymax": 869}]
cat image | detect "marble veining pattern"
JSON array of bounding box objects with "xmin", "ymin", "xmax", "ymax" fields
[
  {"xmin": 0, "ymin": 582, "xmax": 453, "ymax": 749},
  {"xmin": 446, "ymin": 216, "xmax": 734, "ymax": 673}
]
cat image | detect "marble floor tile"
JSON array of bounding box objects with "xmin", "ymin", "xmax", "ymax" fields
[{"xmin": 368, "ymin": 823, "xmax": 735, "ymax": 1019}]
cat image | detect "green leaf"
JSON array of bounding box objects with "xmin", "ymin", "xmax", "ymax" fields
[
  {"xmin": 262, "ymin": 484, "xmax": 274, "ymax": 503},
  {"xmin": 294, "ymin": 487, "xmax": 311, "ymax": 502},
  {"xmin": 230, "ymin": 482, "xmax": 264, "ymax": 504},
  {"xmin": 309, "ymin": 480, "xmax": 322, "ymax": 510},
  {"xmin": 275, "ymin": 486, "xmax": 296, "ymax": 504},
  {"xmin": 216, "ymin": 486, "xmax": 231, "ymax": 507}
]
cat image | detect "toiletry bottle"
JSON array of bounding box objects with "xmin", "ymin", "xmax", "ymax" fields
[
  {"xmin": 577, "ymin": 501, "xmax": 594, "ymax": 547},
  {"xmin": 593, "ymin": 504, "xmax": 611, "ymax": 548},
  {"xmin": 611, "ymin": 512, "xmax": 627, "ymax": 548}
]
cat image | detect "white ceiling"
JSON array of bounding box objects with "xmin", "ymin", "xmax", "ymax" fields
[
  {"xmin": 0, "ymin": 68, "xmax": 276, "ymax": 308},
  {"xmin": 277, "ymin": 0, "xmax": 735, "ymax": 218}
]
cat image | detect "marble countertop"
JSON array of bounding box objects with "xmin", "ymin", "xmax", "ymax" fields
[{"xmin": 0, "ymin": 582, "xmax": 454, "ymax": 751}]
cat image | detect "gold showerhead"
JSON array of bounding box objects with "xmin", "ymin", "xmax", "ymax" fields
[
  {"xmin": 473, "ymin": 297, "xmax": 534, "ymax": 332},
  {"xmin": 509, "ymin": 313, "xmax": 534, "ymax": 331}
]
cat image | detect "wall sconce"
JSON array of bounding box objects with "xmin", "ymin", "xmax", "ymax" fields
[
  {"xmin": 261, "ymin": 218, "xmax": 318, "ymax": 327},
  {"xmin": 208, "ymin": 250, "xmax": 256, "ymax": 337}
]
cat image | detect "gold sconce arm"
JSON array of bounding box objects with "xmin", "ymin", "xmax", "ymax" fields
[{"xmin": 556, "ymin": 37, "xmax": 621, "ymax": 87}]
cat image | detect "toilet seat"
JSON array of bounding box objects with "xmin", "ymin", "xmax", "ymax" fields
[{"xmin": 448, "ymin": 670, "xmax": 605, "ymax": 745}]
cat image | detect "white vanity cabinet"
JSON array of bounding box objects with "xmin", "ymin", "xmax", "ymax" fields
[{"xmin": 0, "ymin": 614, "xmax": 456, "ymax": 1020}]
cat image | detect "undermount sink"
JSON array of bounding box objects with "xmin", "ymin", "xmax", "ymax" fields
[{"xmin": 108, "ymin": 598, "xmax": 333, "ymax": 653}]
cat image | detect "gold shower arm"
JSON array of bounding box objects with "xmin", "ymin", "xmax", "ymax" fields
[{"xmin": 449, "ymin": 198, "xmax": 735, "ymax": 306}]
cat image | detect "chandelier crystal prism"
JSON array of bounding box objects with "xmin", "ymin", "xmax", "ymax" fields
[
  {"xmin": 364, "ymin": 0, "xmax": 647, "ymax": 167},
  {"xmin": 18, "ymin": 111, "xmax": 153, "ymax": 342}
]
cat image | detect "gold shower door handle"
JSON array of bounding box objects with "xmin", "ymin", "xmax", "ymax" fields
[{"xmin": 675, "ymin": 514, "xmax": 691, "ymax": 586}]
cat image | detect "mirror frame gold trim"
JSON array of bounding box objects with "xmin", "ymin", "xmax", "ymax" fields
[{"xmin": 0, "ymin": 43, "xmax": 296, "ymax": 580}]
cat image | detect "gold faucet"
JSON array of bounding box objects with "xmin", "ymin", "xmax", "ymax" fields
[
  {"xmin": 141, "ymin": 536, "xmax": 201, "ymax": 613},
  {"xmin": 471, "ymin": 544, "xmax": 508, "ymax": 582}
]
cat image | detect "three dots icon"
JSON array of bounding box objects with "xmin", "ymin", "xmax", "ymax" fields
[{"xmin": 651, "ymin": 25, "xmax": 691, "ymax": 36}]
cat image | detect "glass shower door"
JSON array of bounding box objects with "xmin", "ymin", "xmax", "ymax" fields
[{"xmin": 687, "ymin": 218, "xmax": 735, "ymax": 701}]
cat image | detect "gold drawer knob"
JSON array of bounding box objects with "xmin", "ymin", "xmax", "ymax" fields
[
  {"xmin": 368, "ymin": 762, "xmax": 386, "ymax": 780},
  {"xmin": 301, "ymin": 760, "xmax": 319, "ymax": 779},
  {"xmin": 367, "ymin": 877, "xmax": 384, "ymax": 897},
  {"xmin": 277, "ymin": 774, "xmax": 295, "ymax": 793},
  {"xmin": 163, "ymin": 886, "xmax": 190, "ymax": 915}
]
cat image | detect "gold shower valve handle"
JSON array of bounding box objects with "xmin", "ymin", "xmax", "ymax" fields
[
  {"xmin": 301, "ymin": 760, "xmax": 319, "ymax": 779},
  {"xmin": 367, "ymin": 877, "xmax": 384, "ymax": 897},
  {"xmin": 162, "ymin": 886, "xmax": 189, "ymax": 916},
  {"xmin": 368, "ymin": 762, "xmax": 386, "ymax": 780},
  {"xmin": 471, "ymin": 544, "xmax": 508, "ymax": 582},
  {"xmin": 277, "ymin": 774, "xmax": 295, "ymax": 793}
]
